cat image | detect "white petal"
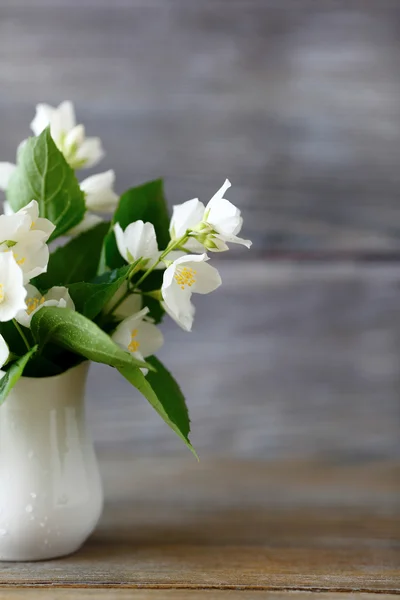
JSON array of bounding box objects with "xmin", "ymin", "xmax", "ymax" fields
[
  {"xmin": 0, "ymin": 162, "xmax": 16, "ymax": 191},
  {"xmin": 64, "ymin": 124, "xmax": 85, "ymax": 150},
  {"xmin": 170, "ymin": 198, "xmax": 205, "ymax": 239},
  {"xmin": 162, "ymin": 297, "xmax": 195, "ymax": 332},
  {"xmin": 114, "ymin": 222, "xmax": 128, "ymax": 262},
  {"xmin": 0, "ymin": 252, "xmax": 27, "ymax": 322},
  {"xmin": 3, "ymin": 201, "xmax": 14, "ymax": 216},
  {"xmin": 171, "ymin": 252, "xmax": 210, "ymax": 268},
  {"xmin": 17, "ymin": 199, "xmax": 39, "ymax": 222},
  {"xmin": 57, "ymin": 101, "xmax": 76, "ymax": 132},
  {"xmin": 136, "ymin": 320, "xmax": 164, "ymax": 357},
  {"xmin": 0, "ymin": 335, "xmax": 9, "ymax": 368},
  {"xmin": 44, "ymin": 286, "xmax": 75, "ymax": 310},
  {"xmin": 123, "ymin": 221, "xmax": 159, "ymax": 264},
  {"xmin": 214, "ymin": 232, "xmax": 252, "ymax": 249},
  {"xmin": 81, "ymin": 170, "xmax": 119, "ymax": 212},
  {"xmin": 112, "ymin": 307, "xmax": 150, "ymax": 349},
  {"xmin": 206, "ymin": 198, "xmax": 242, "ymax": 237},
  {"xmin": 190, "ymin": 260, "xmax": 222, "ymax": 294},
  {"xmin": 207, "ymin": 179, "xmax": 231, "ymax": 208},
  {"xmin": 30, "ymin": 103, "xmax": 55, "ymax": 136},
  {"xmin": 67, "ymin": 213, "xmax": 103, "ymax": 237},
  {"xmin": 73, "ymin": 137, "xmax": 104, "ymax": 168},
  {"xmin": 161, "ymin": 263, "xmax": 194, "ymax": 329},
  {"xmin": 0, "ymin": 212, "xmax": 31, "ymax": 242},
  {"xmin": 15, "ymin": 282, "xmax": 41, "ymax": 327}
]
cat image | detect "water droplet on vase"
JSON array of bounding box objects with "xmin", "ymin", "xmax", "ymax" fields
[
  {"xmin": 0, "ymin": 529, "xmax": 7, "ymax": 536},
  {"xmin": 27, "ymin": 450, "xmax": 34, "ymax": 460},
  {"xmin": 25, "ymin": 504, "xmax": 33, "ymax": 513},
  {"xmin": 30, "ymin": 492, "xmax": 37, "ymax": 499}
]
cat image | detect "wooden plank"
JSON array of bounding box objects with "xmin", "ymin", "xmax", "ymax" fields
[
  {"xmin": 0, "ymin": 459, "xmax": 398, "ymax": 591},
  {"xmin": 0, "ymin": 592, "xmax": 398, "ymax": 600},
  {"xmin": 0, "ymin": 2, "xmax": 400, "ymax": 250}
]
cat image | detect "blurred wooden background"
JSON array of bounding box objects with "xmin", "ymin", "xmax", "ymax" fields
[{"xmin": 0, "ymin": 0, "xmax": 399, "ymax": 460}]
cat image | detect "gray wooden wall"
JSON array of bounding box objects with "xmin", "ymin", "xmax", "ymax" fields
[{"xmin": 0, "ymin": 0, "xmax": 399, "ymax": 460}]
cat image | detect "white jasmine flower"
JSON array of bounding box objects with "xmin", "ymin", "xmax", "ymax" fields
[
  {"xmin": 203, "ymin": 179, "xmax": 252, "ymax": 251},
  {"xmin": 169, "ymin": 180, "xmax": 251, "ymax": 252},
  {"xmin": 161, "ymin": 253, "xmax": 221, "ymax": 332},
  {"xmin": 0, "ymin": 335, "xmax": 9, "ymax": 368},
  {"xmin": 112, "ymin": 307, "xmax": 164, "ymax": 368},
  {"xmin": 104, "ymin": 281, "xmax": 142, "ymax": 320},
  {"xmin": 0, "ymin": 202, "xmax": 53, "ymax": 283},
  {"xmin": 0, "ymin": 201, "xmax": 54, "ymax": 283},
  {"xmin": 0, "ymin": 252, "xmax": 27, "ymax": 322},
  {"xmin": 80, "ymin": 170, "xmax": 119, "ymax": 213},
  {"xmin": 30, "ymin": 101, "xmax": 104, "ymax": 169},
  {"xmin": 114, "ymin": 221, "xmax": 160, "ymax": 267},
  {"xmin": 15, "ymin": 199, "xmax": 55, "ymax": 241},
  {"xmin": 169, "ymin": 198, "xmax": 205, "ymax": 252},
  {"xmin": 15, "ymin": 284, "xmax": 75, "ymax": 328}
]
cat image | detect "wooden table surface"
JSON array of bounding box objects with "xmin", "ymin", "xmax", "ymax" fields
[{"xmin": 0, "ymin": 455, "xmax": 398, "ymax": 598}]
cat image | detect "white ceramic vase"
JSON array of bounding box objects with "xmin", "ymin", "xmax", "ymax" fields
[{"xmin": 0, "ymin": 362, "xmax": 103, "ymax": 561}]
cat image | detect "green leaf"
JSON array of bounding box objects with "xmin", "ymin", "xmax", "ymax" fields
[
  {"xmin": 0, "ymin": 321, "xmax": 35, "ymax": 356},
  {"xmin": 34, "ymin": 222, "xmax": 110, "ymax": 291},
  {"xmin": 105, "ymin": 179, "xmax": 170, "ymax": 269},
  {"xmin": 0, "ymin": 346, "xmax": 38, "ymax": 406},
  {"xmin": 67, "ymin": 265, "xmax": 130, "ymax": 320},
  {"xmin": 31, "ymin": 307, "xmax": 150, "ymax": 371},
  {"xmin": 118, "ymin": 356, "xmax": 197, "ymax": 458},
  {"xmin": 6, "ymin": 128, "xmax": 86, "ymax": 239}
]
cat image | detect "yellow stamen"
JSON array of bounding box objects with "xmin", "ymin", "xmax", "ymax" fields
[
  {"xmin": 26, "ymin": 296, "xmax": 45, "ymax": 315},
  {"xmin": 174, "ymin": 267, "xmax": 196, "ymax": 290},
  {"xmin": 12, "ymin": 252, "xmax": 26, "ymax": 266},
  {"xmin": 0, "ymin": 284, "xmax": 4, "ymax": 303},
  {"xmin": 128, "ymin": 329, "xmax": 140, "ymax": 353}
]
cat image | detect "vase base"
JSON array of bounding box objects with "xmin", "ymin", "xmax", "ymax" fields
[{"xmin": 0, "ymin": 541, "xmax": 85, "ymax": 562}]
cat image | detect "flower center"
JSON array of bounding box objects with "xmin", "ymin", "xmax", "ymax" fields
[
  {"xmin": 128, "ymin": 329, "xmax": 140, "ymax": 353},
  {"xmin": 0, "ymin": 284, "xmax": 4, "ymax": 304},
  {"xmin": 174, "ymin": 267, "xmax": 196, "ymax": 290},
  {"xmin": 26, "ymin": 296, "xmax": 45, "ymax": 315},
  {"xmin": 13, "ymin": 252, "xmax": 26, "ymax": 266}
]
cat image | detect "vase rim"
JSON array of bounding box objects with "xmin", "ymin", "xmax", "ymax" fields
[{"xmin": 19, "ymin": 360, "xmax": 90, "ymax": 382}]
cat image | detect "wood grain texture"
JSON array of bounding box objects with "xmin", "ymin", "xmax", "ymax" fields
[
  {"xmin": 0, "ymin": 1, "xmax": 400, "ymax": 251},
  {"xmin": 0, "ymin": 594, "xmax": 398, "ymax": 600},
  {"xmin": 0, "ymin": 458, "xmax": 398, "ymax": 591}
]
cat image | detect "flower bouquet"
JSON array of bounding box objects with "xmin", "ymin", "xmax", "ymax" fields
[{"xmin": 0, "ymin": 101, "xmax": 251, "ymax": 453}]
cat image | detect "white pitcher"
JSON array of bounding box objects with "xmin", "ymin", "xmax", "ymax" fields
[{"xmin": 0, "ymin": 362, "xmax": 103, "ymax": 561}]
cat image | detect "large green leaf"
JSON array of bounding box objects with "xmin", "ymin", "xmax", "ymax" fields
[
  {"xmin": 105, "ymin": 179, "xmax": 170, "ymax": 269},
  {"xmin": 31, "ymin": 307, "xmax": 150, "ymax": 371},
  {"xmin": 34, "ymin": 222, "xmax": 110, "ymax": 291},
  {"xmin": 0, "ymin": 346, "xmax": 38, "ymax": 406},
  {"xmin": 67, "ymin": 265, "xmax": 130, "ymax": 320},
  {"xmin": 6, "ymin": 128, "xmax": 86, "ymax": 239},
  {"xmin": 119, "ymin": 356, "xmax": 197, "ymax": 458}
]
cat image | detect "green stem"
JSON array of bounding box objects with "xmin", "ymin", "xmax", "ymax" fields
[
  {"xmin": 106, "ymin": 234, "xmax": 189, "ymax": 319},
  {"xmin": 12, "ymin": 319, "xmax": 31, "ymax": 352},
  {"xmin": 130, "ymin": 234, "xmax": 189, "ymax": 293}
]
